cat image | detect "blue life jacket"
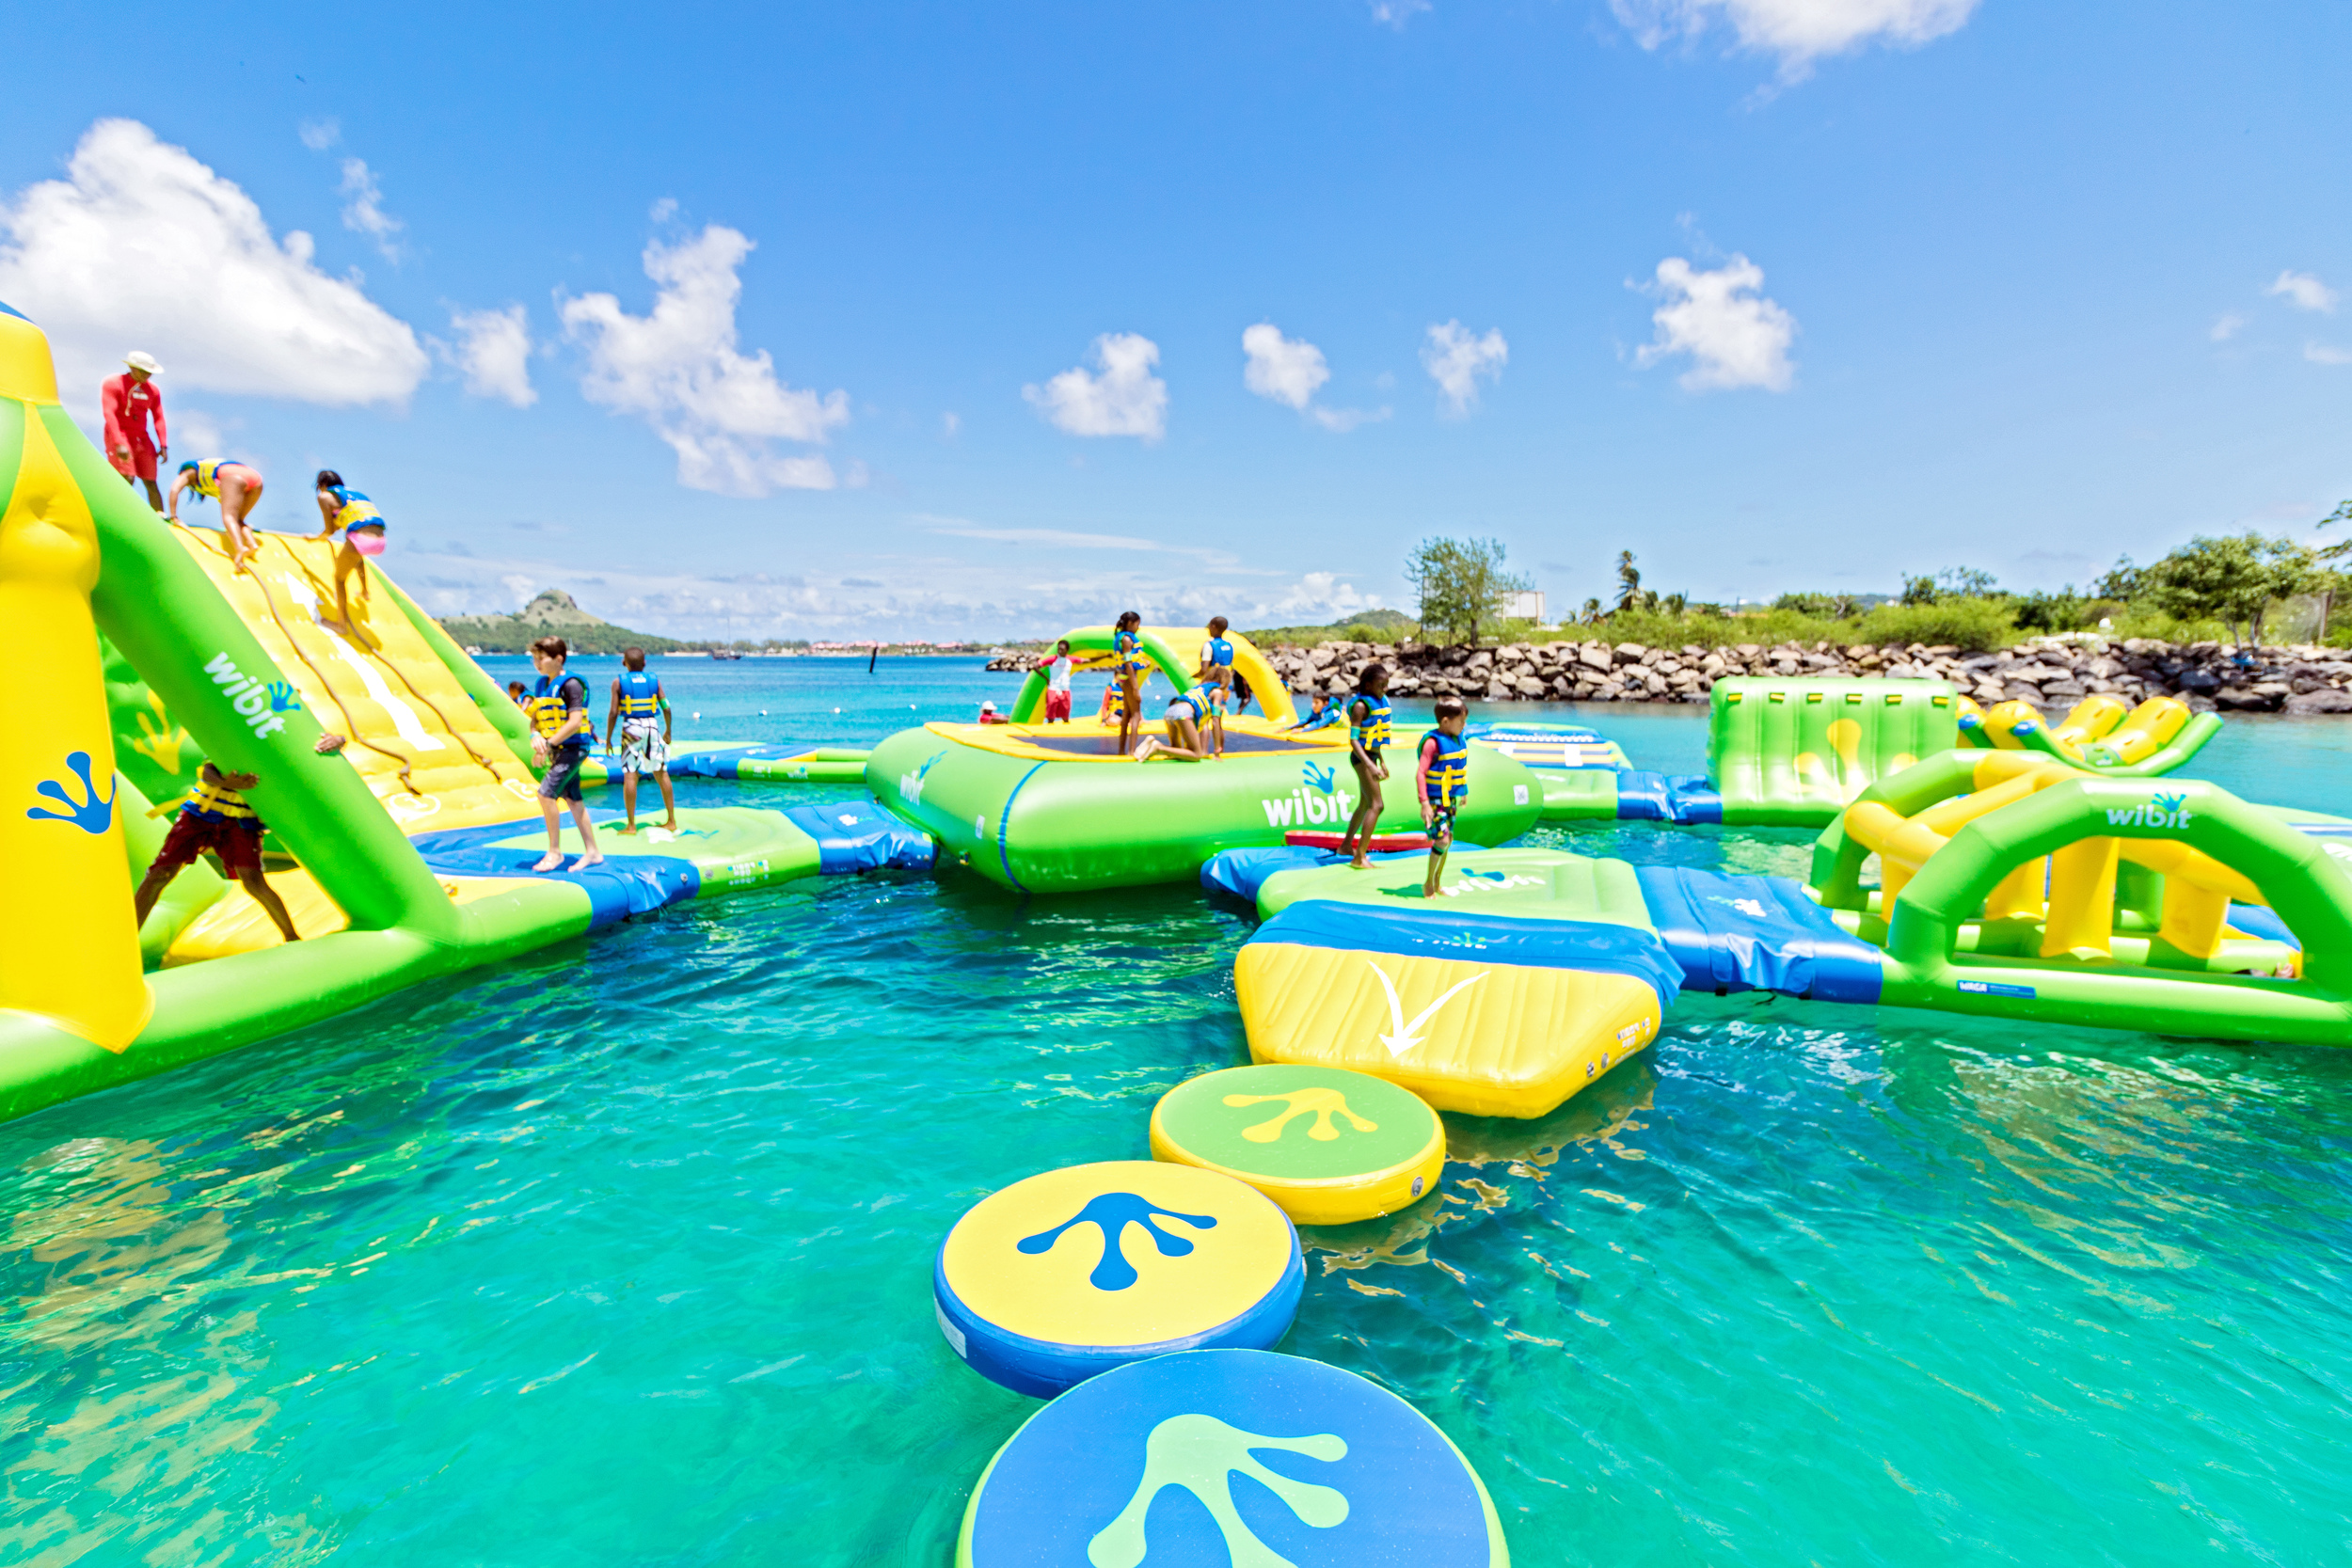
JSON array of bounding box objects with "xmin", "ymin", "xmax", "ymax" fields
[
  {"xmin": 1350, "ymin": 690, "xmax": 1391, "ymax": 752},
  {"xmin": 1421, "ymin": 729, "xmax": 1470, "ymax": 803},
  {"xmin": 617, "ymin": 670, "xmax": 662, "ymax": 719}
]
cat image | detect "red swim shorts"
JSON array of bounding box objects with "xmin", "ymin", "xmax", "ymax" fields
[
  {"xmin": 1044, "ymin": 689, "xmax": 1073, "ymax": 721},
  {"xmin": 110, "ymin": 441, "xmax": 158, "ymax": 482},
  {"xmin": 155, "ymin": 812, "xmax": 264, "ymax": 878}
]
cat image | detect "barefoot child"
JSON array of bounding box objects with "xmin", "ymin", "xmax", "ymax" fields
[
  {"xmin": 604, "ymin": 645, "xmax": 676, "ymax": 834},
  {"xmin": 1039, "ymin": 641, "xmax": 1076, "ymax": 723},
  {"xmin": 168, "ymin": 459, "xmax": 265, "ymax": 570},
  {"xmin": 311, "ymin": 470, "xmax": 387, "ymax": 630},
  {"xmin": 525, "ymin": 636, "xmax": 603, "ymax": 872},
  {"xmin": 1195, "ymin": 617, "xmax": 1235, "ymax": 756},
  {"xmin": 1133, "ymin": 681, "xmax": 1220, "ymax": 761},
  {"xmin": 1112, "ymin": 610, "xmax": 1146, "ymax": 757},
  {"xmin": 134, "ymin": 760, "xmax": 300, "ymax": 943},
  {"xmin": 1417, "ymin": 697, "xmax": 1470, "ymax": 897},
  {"xmin": 1335, "ymin": 664, "xmax": 1391, "ymax": 869}
]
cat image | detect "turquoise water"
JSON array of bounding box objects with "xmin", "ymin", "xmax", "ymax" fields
[{"xmin": 6, "ymin": 664, "xmax": 2352, "ymax": 1563}]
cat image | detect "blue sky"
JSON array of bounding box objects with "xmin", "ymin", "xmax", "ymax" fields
[{"xmin": 4, "ymin": 1, "xmax": 2348, "ymax": 638}]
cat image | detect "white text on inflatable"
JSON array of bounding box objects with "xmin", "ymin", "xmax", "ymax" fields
[
  {"xmin": 1261, "ymin": 789, "xmax": 1355, "ymax": 828},
  {"xmin": 202, "ymin": 651, "xmax": 292, "ymax": 739}
]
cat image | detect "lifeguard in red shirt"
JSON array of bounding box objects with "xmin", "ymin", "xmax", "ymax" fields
[{"xmin": 102, "ymin": 351, "xmax": 167, "ymax": 511}]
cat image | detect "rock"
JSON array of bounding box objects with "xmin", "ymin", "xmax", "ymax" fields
[
  {"xmin": 2175, "ymin": 669, "xmax": 2219, "ymax": 692},
  {"xmin": 1578, "ymin": 645, "xmax": 1613, "ymax": 673},
  {"xmin": 2214, "ymin": 688, "xmax": 2282, "ymax": 711},
  {"xmin": 2287, "ymin": 689, "xmax": 2352, "ymax": 713}
]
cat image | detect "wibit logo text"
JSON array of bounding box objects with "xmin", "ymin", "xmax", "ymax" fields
[
  {"xmin": 202, "ymin": 652, "xmax": 297, "ymax": 738},
  {"xmin": 1261, "ymin": 762, "xmax": 1353, "ymax": 827},
  {"xmin": 2106, "ymin": 792, "xmax": 2191, "ymax": 830}
]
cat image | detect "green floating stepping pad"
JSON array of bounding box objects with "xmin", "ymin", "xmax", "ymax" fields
[{"xmin": 1151, "ymin": 1064, "xmax": 1444, "ymax": 1226}]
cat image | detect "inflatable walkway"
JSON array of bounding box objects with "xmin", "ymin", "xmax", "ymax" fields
[
  {"xmin": 0, "ymin": 301, "xmax": 929, "ymax": 1123},
  {"xmin": 1517, "ymin": 677, "xmax": 2223, "ymax": 828},
  {"xmin": 1206, "ymin": 751, "xmax": 2352, "ymax": 1117}
]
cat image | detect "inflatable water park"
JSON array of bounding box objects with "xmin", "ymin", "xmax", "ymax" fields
[{"xmin": 8, "ymin": 285, "xmax": 2351, "ymax": 1558}]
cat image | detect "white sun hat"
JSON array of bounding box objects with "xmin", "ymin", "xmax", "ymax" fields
[{"xmin": 123, "ymin": 351, "xmax": 163, "ymax": 375}]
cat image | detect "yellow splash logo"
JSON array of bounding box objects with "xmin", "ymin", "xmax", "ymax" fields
[
  {"xmin": 1222, "ymin": 1086, "xmax": 1377, "ymax": 1143},
  {"xmin": 123, "ymin": 691, "xmax": 189, "ymax": 774}
]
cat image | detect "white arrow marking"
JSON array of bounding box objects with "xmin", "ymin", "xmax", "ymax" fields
[{"xmin": 1368, "ymin": 959, "xmax": 1489, "ymax": 1057}]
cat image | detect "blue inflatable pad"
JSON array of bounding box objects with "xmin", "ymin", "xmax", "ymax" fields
[
  {"xmin": 1633, "ymin": 866, "xmax": 1883, "ymax": 1003},
  {"xmin": 1250, "ymin": 900, "xmax": 1683, "ymax": 1005},
  {"xmin": 780, "ymin": 801, "xmax": 936, "ymax": 873},
  {"xmin": 2226, "ymin": 902, "xmax": 2301, "ymax": 950},
  {"xmin": 1614, "ymin": 770, "xmax": 1724, "ymax": 824},
  {"xmin": 408, "ymin": 814, "xmax": 700, "ymax": 927},
  {"xmin": 961, "ymin": 1349, "xmax": 1506, "ymax": 1567},
  {"xmin": 1200, "ymin": 844, "xmax": 1487, "ymax": 904}
]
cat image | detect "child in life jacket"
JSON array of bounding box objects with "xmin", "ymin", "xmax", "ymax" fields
[
  {"xmin": 604, "ymin": 645, "xmax": 676, "ymax": 833},
  {"xmin": 134, "ymin": 760, "xmax": 300, "ymax": 944},
  {"xmin": 525, "ymin": 636, "xmax": 604, "ymax": 873},
  {"xmin": 1416, "ymin": 697, "xmax": 1470, "ymax": 898}
]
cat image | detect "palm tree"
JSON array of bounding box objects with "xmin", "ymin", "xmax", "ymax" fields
[{"xmin": 1614, "ymin": 551, "xmax": 1644, "ymax": 612}]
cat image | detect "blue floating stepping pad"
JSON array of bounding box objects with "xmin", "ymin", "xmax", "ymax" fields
[
  {"xmin": 958, "ymin": 1348, "xmax": 1507, "ymax": 1566},
  {"xmin": 935, "ymin": 1162, "xmax": 1303, "ymax": 1399}
]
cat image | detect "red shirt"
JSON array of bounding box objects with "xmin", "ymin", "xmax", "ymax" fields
[{"xmin": 102, "ymin": 373, "xmax": 166, "ymax": 453}]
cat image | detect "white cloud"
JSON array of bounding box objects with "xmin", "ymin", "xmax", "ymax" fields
[
  {"xmin": 298, "ymin": 118, "xmax": 340, "ymax": 151},
  {"xmin": 1613, "ymin": 0, "xmax": 1977, "ymax": 77},
  {"xmin": 2270, "ymin": 270, "xmax": 2338, "ymax": 314},
  {"xmin": 2210, "ymin": 312, "xmax": 2246, "ymax": 342},
  {"xmin": 1242, "ymin": 324, "xmax": 1391, "ymax": 433},
  {"xmin": 0, "ymin": 119, "xmax": 427, "ymax": 404},
  {"xmin": 1024, "ymin": 332, "xmax": 1168, "ymax": 439},
  {"xmin": 339, "ymin": 158, "xmax": 403, "ymax": 261},
  {"xmin": 1421, "ymin": 321, "xmax": 1508, "ymax": 417},
  {"xmin": 558, "ymin": 224, "xmax": 849, "ymax": 497},
  {"xmin": 1371, "ymin": 0, "xmax": 1432, "ymax": 28},
  {"xmin": 438, "ymin": 304, "xmax": 535, "ymax": 406},
  {"xmin": 1634, "ymin": 255, "xmax": 1796, "ymax": 392},
  {"xmin": 1242, "ymin": 323, "xmax": 1329, "ymax": 410},
  {"xmin": 649, "ymin": 197, "xmax": 679, "ymax": 223},
  {"xmin": 942, "ymin": 411, "xmax": 961, "ymax": 437},
  {"xmin": 2305, "ymin": 342, "xmax": 2352, "ymax": 367}
]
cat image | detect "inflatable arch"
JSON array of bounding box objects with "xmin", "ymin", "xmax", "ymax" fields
[
  {"xmin": 1953, "ymin": 690, "xmax": 2221, "ymax": 775},
  {"xmin": 1809, "ymin": 750, "xmax": 2352, "ymax": 1043},
  {"xmin": 1005, "ymin": 624, "xmax": 1296, "ymax": 727}
]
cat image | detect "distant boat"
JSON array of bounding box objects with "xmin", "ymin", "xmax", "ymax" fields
[{"xmin": 710, "ymin": 649, "xmax": 744, "ymax": 660}]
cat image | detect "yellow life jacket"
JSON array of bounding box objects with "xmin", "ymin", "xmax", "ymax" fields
[
  {"xmin": 528, "ymin": 674, "xmax": 582, "ymax": 741},
  {"xmin": 183, "ymin": 768, "xmax": 258, "ymax": 824}
]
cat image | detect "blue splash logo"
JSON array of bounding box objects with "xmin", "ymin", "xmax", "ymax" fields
[
  {"xmin": 266, "ymin": 679, "xmax": 302, "ymax": 714},
  {"xmin": 1301, "ymin": 761, "xmax": 1337, "ymax": 795},
  {"xmin": 2107, "ymin": 791, "xmax": 2192, "ymax": 830},
  {"xmin": 900, "ymin": 750, "xmax": 946, "ymax": 808},
  {"xmin": 1017, "ymin": 1193, "xmax": 1216, "ymax": 1291},
  {"xmin": 26, "ymin": 752, "xmax": 116, "ymax": 834}
]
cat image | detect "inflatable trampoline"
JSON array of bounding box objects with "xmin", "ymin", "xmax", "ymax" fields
[{"xmin": 866, "ymin": 719, "xmax": 1543, "ymax": 893}]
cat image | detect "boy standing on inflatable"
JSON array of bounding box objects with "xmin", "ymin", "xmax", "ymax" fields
[
  {"xmin": 1336, "ymin": 665, "xmax": 1391, "ymax": 870},
  {"xmin": 1038, "ymin": 640, "xmax": 1075, "ymax": 723},
  {"xmin": 1417, "ymin": 697, "xmax": 1470, "ymax": 898},
  {"xmin": 525, "ymin": 637, "xmax": 604, "ymax": 873},
  {"xmin": 101, "ymin": 351, "xmax": 167, "ymax": 512},
  {"xmin": 605, "ymin": 645, "xmax": 676, "ymax": 835},
  {"xmin": 311, "ymin": 470, "xmax": 388, "ymax": 632},
  {"xmin": 1195, "ymin": 616, "xmax": 1234, "ymax": 758}
]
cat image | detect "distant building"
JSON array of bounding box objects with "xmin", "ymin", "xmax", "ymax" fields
[{"xmin": 1502, "ymin": 590, "xmax": 1546, "ymax": 625}]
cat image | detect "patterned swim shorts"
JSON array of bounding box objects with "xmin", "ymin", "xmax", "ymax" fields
[{"xmin": 620, "ymin": 718, "xmax": 669, "ymax": 776}]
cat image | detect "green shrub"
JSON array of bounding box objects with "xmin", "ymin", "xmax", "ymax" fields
[{"xmin": 1850, "ymin": 597, "xmax": 2017, "ymax": 651}]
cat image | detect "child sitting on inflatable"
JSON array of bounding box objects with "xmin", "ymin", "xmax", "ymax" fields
[
  {"xmin": 311, "ymin": 469, "xmax": 387, "ymax": 632},
  {"xmin": 1336, "ymin": 664, "xmax": 1392, "ymax": 870},
  {"xmin": 1417, "ymin": 697, "xmax": 1470, "ymax": 898},
  {"xmin": 134, "ymin": 759, "xmax": 300, "ymax": 944}
]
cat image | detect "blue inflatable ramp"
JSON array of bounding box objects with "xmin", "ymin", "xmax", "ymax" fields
[
  {"xmin": 1633, "ymin": 865, "xmax": 1883, "ymax": 1002},
  {"xmin": 1614, "ymin": 771, "xmax": 1724, "ymax": 824}
]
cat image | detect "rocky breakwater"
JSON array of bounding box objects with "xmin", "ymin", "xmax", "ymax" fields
[{"xmin": 1264, "ymin": 637, "xmax": 2352, "ymax": 715}]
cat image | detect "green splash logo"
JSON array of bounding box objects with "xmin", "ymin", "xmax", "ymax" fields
[{"xmin": 1088, "ymin": 1413, "xmax": 1347, "ymax": 1568}]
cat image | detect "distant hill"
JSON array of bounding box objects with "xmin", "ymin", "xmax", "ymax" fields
[
  {"xmin": 437, "ymin": 590, "xmax": 686, "ymax": 655},
  {"xmin": 1242, "ymin": 607, "xmax": 1417, "ymax": 646}
]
